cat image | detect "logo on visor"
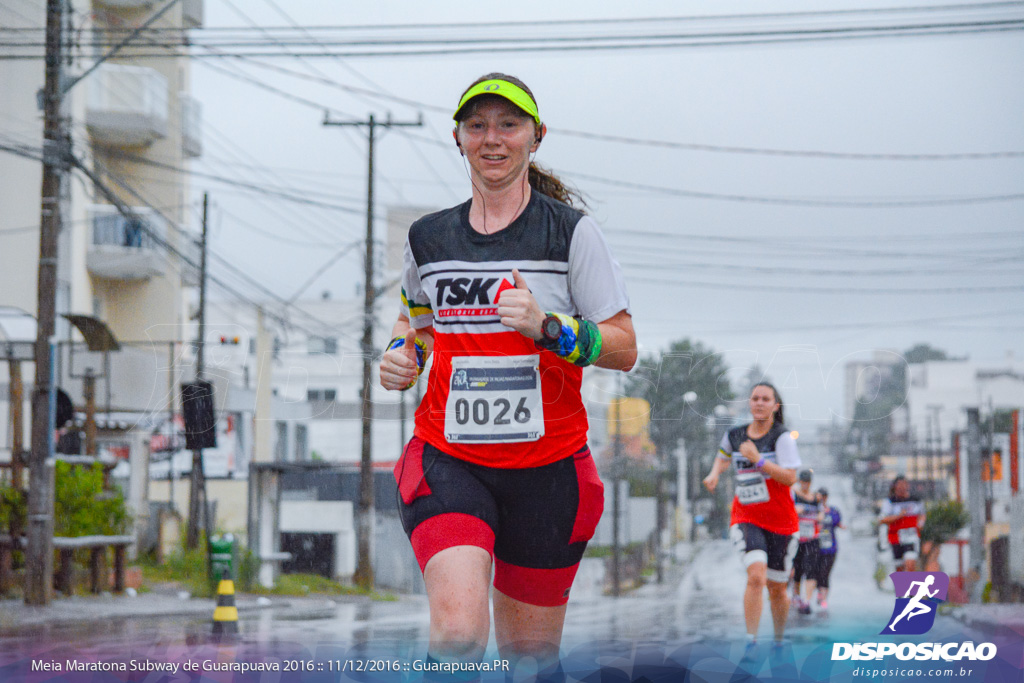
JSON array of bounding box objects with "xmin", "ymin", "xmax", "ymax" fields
[{"xmin": 881, "ymin": 571, "xmax": 948, "ymax": 635}]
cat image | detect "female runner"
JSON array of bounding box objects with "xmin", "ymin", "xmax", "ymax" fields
[
  {"xmin": 703, "ymin": 382, "xmax": 800, "ymax": 656},
  {"xmin": 380, "ymin": 73, "xmax": 636, "ymax": 673}
]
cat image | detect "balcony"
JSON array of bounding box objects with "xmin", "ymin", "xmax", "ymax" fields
[
  {"xmin": 180, "ymin": 94, "xmax": 202, "ymax": 158},
  {"xmin": 93, "ymin": 0, "xmax": 156, "ymax": 9},
  {"xmin": 86, "ymin": 205, "xmax": 166, "ymax": 281},
  {"xmin": 183, "ymin": 0, "xmax": 203, "ymax": 29},
  {"xmin": 86, "ymin": 64, "xmax": 168, "ymax": 147}
]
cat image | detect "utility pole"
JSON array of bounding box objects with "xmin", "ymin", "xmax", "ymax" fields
[
  {"xmin": 186, "ymin": 193, "xmax": 209, "ymax": 549},
  {"xmin": 323, "ymin": 112, "xmax": 421, "ymax": 590},
  {"xmin": 26, "ymin": 0, "xmax": 66, "ymax": 606},
  {"xmin": 966, "ymin": 408, "xmax": 985, "ymax": 603}
]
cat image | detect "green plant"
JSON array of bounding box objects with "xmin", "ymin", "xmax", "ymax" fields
[
  {"xmin": 920, "ymin": 500, "xmax": 969, "ymax": 545},
  {"xmin": 53, "ymin": 461, "xmax": 130, "ymax": 537},
  {"xmin": 0, "ymin": 482, "xmax": 27, "ymax": 534},
  {"xmin": 920, "ymin": 500, "xmax": 969, "ymax": 570},
  {"xmin": 139, "ymin": 531, "xmax": 215, "ymax": 597},
  {"xmin": 874, "ymin": 563, "xmax": 888, "ymax": 589},
  {"xmin": 235, "ymin": 544, "xmax": 260, "ymax": 593}
]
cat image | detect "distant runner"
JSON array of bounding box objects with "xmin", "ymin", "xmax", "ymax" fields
[
  {"xmin": 879, "ymin": 475, "xmax": 925, "ymax": 572},
  {"xmin": 814, "ymin": 487, "xmax": 843, "ymax": 610},
  {"xmin": 791, "ymin": 470, "xmax": 821, "ymax": 614},
  {"xmin": 703, "ymin": 382, "xmax": 800, "ymax": 658}
]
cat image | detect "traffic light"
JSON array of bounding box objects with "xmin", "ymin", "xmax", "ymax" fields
[{"xmin": 219, "ymin": 335, "xmax": 240, "ymax": 345}]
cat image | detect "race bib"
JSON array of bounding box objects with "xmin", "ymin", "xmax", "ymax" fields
[
  {"xmin": 444, "ymin": 355, "xmax": 544, "ymax": 443},
  {"xmin": 898, "ymin": 526, "xmax": 919, "ymax": 547},
  {"xmin": 799, "ymin": 519, "xmax": 816, "ymax": 540},
  {"xmin": 819, "ymin": 527, "xmax": 834, "ymax": 550},
  {"xmin": 735, "ymin": 471, "xmax": 769, "ymax": 505}
]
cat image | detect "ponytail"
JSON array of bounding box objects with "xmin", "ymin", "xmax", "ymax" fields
[{"xmin": 528, "ymin": 162, "xmax": 587, "ymax": 210}]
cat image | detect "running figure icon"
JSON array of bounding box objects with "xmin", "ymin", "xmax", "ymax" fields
[{"xmin": 888, "ymin": 575, "xmax": 939, "ymax": 631}]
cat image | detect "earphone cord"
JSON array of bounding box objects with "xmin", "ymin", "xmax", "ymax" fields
[{"xmin": 459, "ymin": 135, "xmax": 537, "ymax": 235}]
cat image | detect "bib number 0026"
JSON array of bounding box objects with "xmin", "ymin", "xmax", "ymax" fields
[
  {"xmin": 445, "ymin": 355, "xmax": 544, "ymax": 443},
  {"xmin": 453, "ymin": 396, "xmax": 532, "ymax": 426}
]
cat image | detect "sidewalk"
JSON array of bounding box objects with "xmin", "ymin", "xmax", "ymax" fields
[
  {"xmin": 947, "ymin": 603, "xmax": 1024, "ymax": 639},
  {"xmin": 0, "ymin": 583, "xmax": 365, "ymax": 631}
]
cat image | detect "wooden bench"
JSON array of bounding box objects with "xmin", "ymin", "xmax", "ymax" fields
[{"xmin": 52, "ymin": 535, "xmax": 135, "ymax": 595}]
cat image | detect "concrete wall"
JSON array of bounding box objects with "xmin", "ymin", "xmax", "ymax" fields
[
  {"xmin": 149, "ymin": 478, "xmax": 249, "ymax": 532},
  {"xmin": 280, "ymin": 500, "xmax": 355, "ymax": 579}
]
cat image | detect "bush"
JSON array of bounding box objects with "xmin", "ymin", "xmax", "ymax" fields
[
  {"xmin": 53, "ymin": 461, "xmax": 130, "ymax": 537},
  {"xmin": 920, "ymin": 499, "xmax": 969, "ymax": 571},
  {"xmin": 0, "ymin": 482, "xmax": 26, "ymax": 534},
  {"xmin": 921, "ymin": 500, "xmax": 968, "ymax": 546}
]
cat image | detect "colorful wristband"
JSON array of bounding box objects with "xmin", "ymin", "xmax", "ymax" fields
[
  {"xmin": 386, "ymin": 334, "xmax": 428, "ymax": 389},
  {"xmin": 534, "ymin": 312, "xmax": 603, "ymax": 367}
]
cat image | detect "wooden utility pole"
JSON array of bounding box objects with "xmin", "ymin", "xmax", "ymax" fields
[
  {"xmin": 9, "ymin": 361, "xmax": 24, "ymax": 491},
  {"xmin": 322, "ymin": 113, "xmax": 421, "ymax": 589},
  {"xmin": 26, "ymin": 0, "xmax": 66, "ymax": 606},
  {"xmin": 966, "ymin": 408, "xmax": 985, "ymax": 603},
  {"xmin": 186, "ymin": 193, "xmax": 210, "ymax": 549}
]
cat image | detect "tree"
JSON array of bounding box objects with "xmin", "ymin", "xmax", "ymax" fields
[
  {"xmin": 903, "ymin": 343, "xmax": 950, "ymax": 364},
  {"xmin": 626, "ymin": 338, "xmax": 735, "ymax": 509}
]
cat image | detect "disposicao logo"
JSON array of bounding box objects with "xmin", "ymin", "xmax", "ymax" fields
[
  {"xmin": 881, "ymin": 571, "xmax": 948, "ymax": 635},
  {"xmin": 831, "ymin": 570, "xmax": 997, "ymax": 663}
]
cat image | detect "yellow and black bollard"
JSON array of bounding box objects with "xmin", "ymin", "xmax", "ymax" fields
[{"xmin": 211, "ymin": 571, "xmax": 239, "ymax": 640}]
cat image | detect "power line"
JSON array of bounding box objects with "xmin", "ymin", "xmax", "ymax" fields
[
  {"xmin": 8, "ymin": 1, "xmax": 1024, "ymax": 32},
  {"xmin": 172, "ymin": 43, "xmax": 1024, "ymax": 163},
  {"xmin": 5, "ymin": 17, "xmax": 1024, "ymax": 58},
  {"xmin": 624, "ymin": 273, "xmax": 1024, "ymax": 293},
  {"xmin": 95, "ymin": 147, "xmax": 367, "ymax": 212},
  {"xmin": 566, "ymin": 170, "xmax": 1024, "ymax": 207},
  {"xmin": 555, "ymin": 129, "xmax": 1024, "ymax": 160}
]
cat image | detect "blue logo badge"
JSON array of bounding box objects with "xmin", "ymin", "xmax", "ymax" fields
[{"xmin": 881, "ymin": 571, "xmax": 948, "ymax": 635}]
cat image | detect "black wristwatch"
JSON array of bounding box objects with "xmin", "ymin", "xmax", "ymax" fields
[{"xmin": 541, "ymin": 315, "xmax": 562, "ymax": 343}]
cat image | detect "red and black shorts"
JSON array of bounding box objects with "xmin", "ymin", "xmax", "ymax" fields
[
  {"xmin": 394, "ymin": 436, "xmax": 604, "ymax": 607},
  {"xmin": 730, "ymin": 522, "xmax": 799, "ymax": 584},
  {"xmin": 891, "ymin": 541, "xmax": 919, "ymax": 563}
]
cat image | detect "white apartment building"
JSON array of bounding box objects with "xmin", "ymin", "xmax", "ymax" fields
[
  {"xmin": 1, "ymin": 0, "xmax": 203, "ymax": 345},
  {"xmin": 1, "ymin": 1, "xmax": 206, "ymax": 545},
  {"xmin": 904, "ymin": 356, "xmax": 1024, "ymax": 442}
]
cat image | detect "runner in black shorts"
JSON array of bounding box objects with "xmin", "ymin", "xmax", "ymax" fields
[
  {"xmin": 791, "ymin": 470, "xmax": 821, "ymax": 614},
  {"xmin": 380, "ymin": 73, "xmax": 636, "ymax": 675},
  {"xmin": 704, "ymin": 383, "xmax": 800, "ymax": 657},
  {"xmin": 395, "ymin": 439, "xmax": 604, "ymax": 607},
  {"xmin": 815, "ymin": 487, "xmax": 843, "ymax": 610},
  {"xmin": 879, "ymin": 476, "xmax": 925, "ymax": 572}
]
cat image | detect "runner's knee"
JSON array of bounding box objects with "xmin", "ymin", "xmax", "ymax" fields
[{"xmin": 747, "ymin": 563, "xmax": 767, "ymax": 590}]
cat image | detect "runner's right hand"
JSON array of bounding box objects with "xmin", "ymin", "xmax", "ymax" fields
[
  {"xmin": 703, "ymin": 473, "xmax": 719, "ymax": 493},
  {"xmin": 380, "ymin": 330, "xmax": 419, "ymax": 391},
  {"xmin": 738, "ymin": 440, "xmax": 759, "ymax": 461}
]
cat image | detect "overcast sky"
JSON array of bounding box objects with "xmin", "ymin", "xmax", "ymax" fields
[{"xmin": 191, "ymin": 0, "xmax": 1024, "ymax": 433}]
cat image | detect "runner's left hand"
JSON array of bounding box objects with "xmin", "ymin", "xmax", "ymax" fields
[{"xmin": 497, "ymin": 268, "xmax": 545, "ymax": 340}]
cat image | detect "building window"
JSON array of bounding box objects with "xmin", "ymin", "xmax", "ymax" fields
[
  {"xmin": 307, "ymin": 336, "xmax": 338, "ymax": 355},
  {"xmin": 307, "ymin": 388, "xmax": 337, "ymax": 402},
  {"xmin": 275, "ymin": 421, "xmax": 288, "ymax": 461},
  {"xmin": 295, "ymin": 425, "xmax": 308, "ymax": 462}
]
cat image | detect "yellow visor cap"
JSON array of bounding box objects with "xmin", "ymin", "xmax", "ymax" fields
[{"xmin": 453, "ymin": 79, "xmax": 540, "ymax": 125}]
